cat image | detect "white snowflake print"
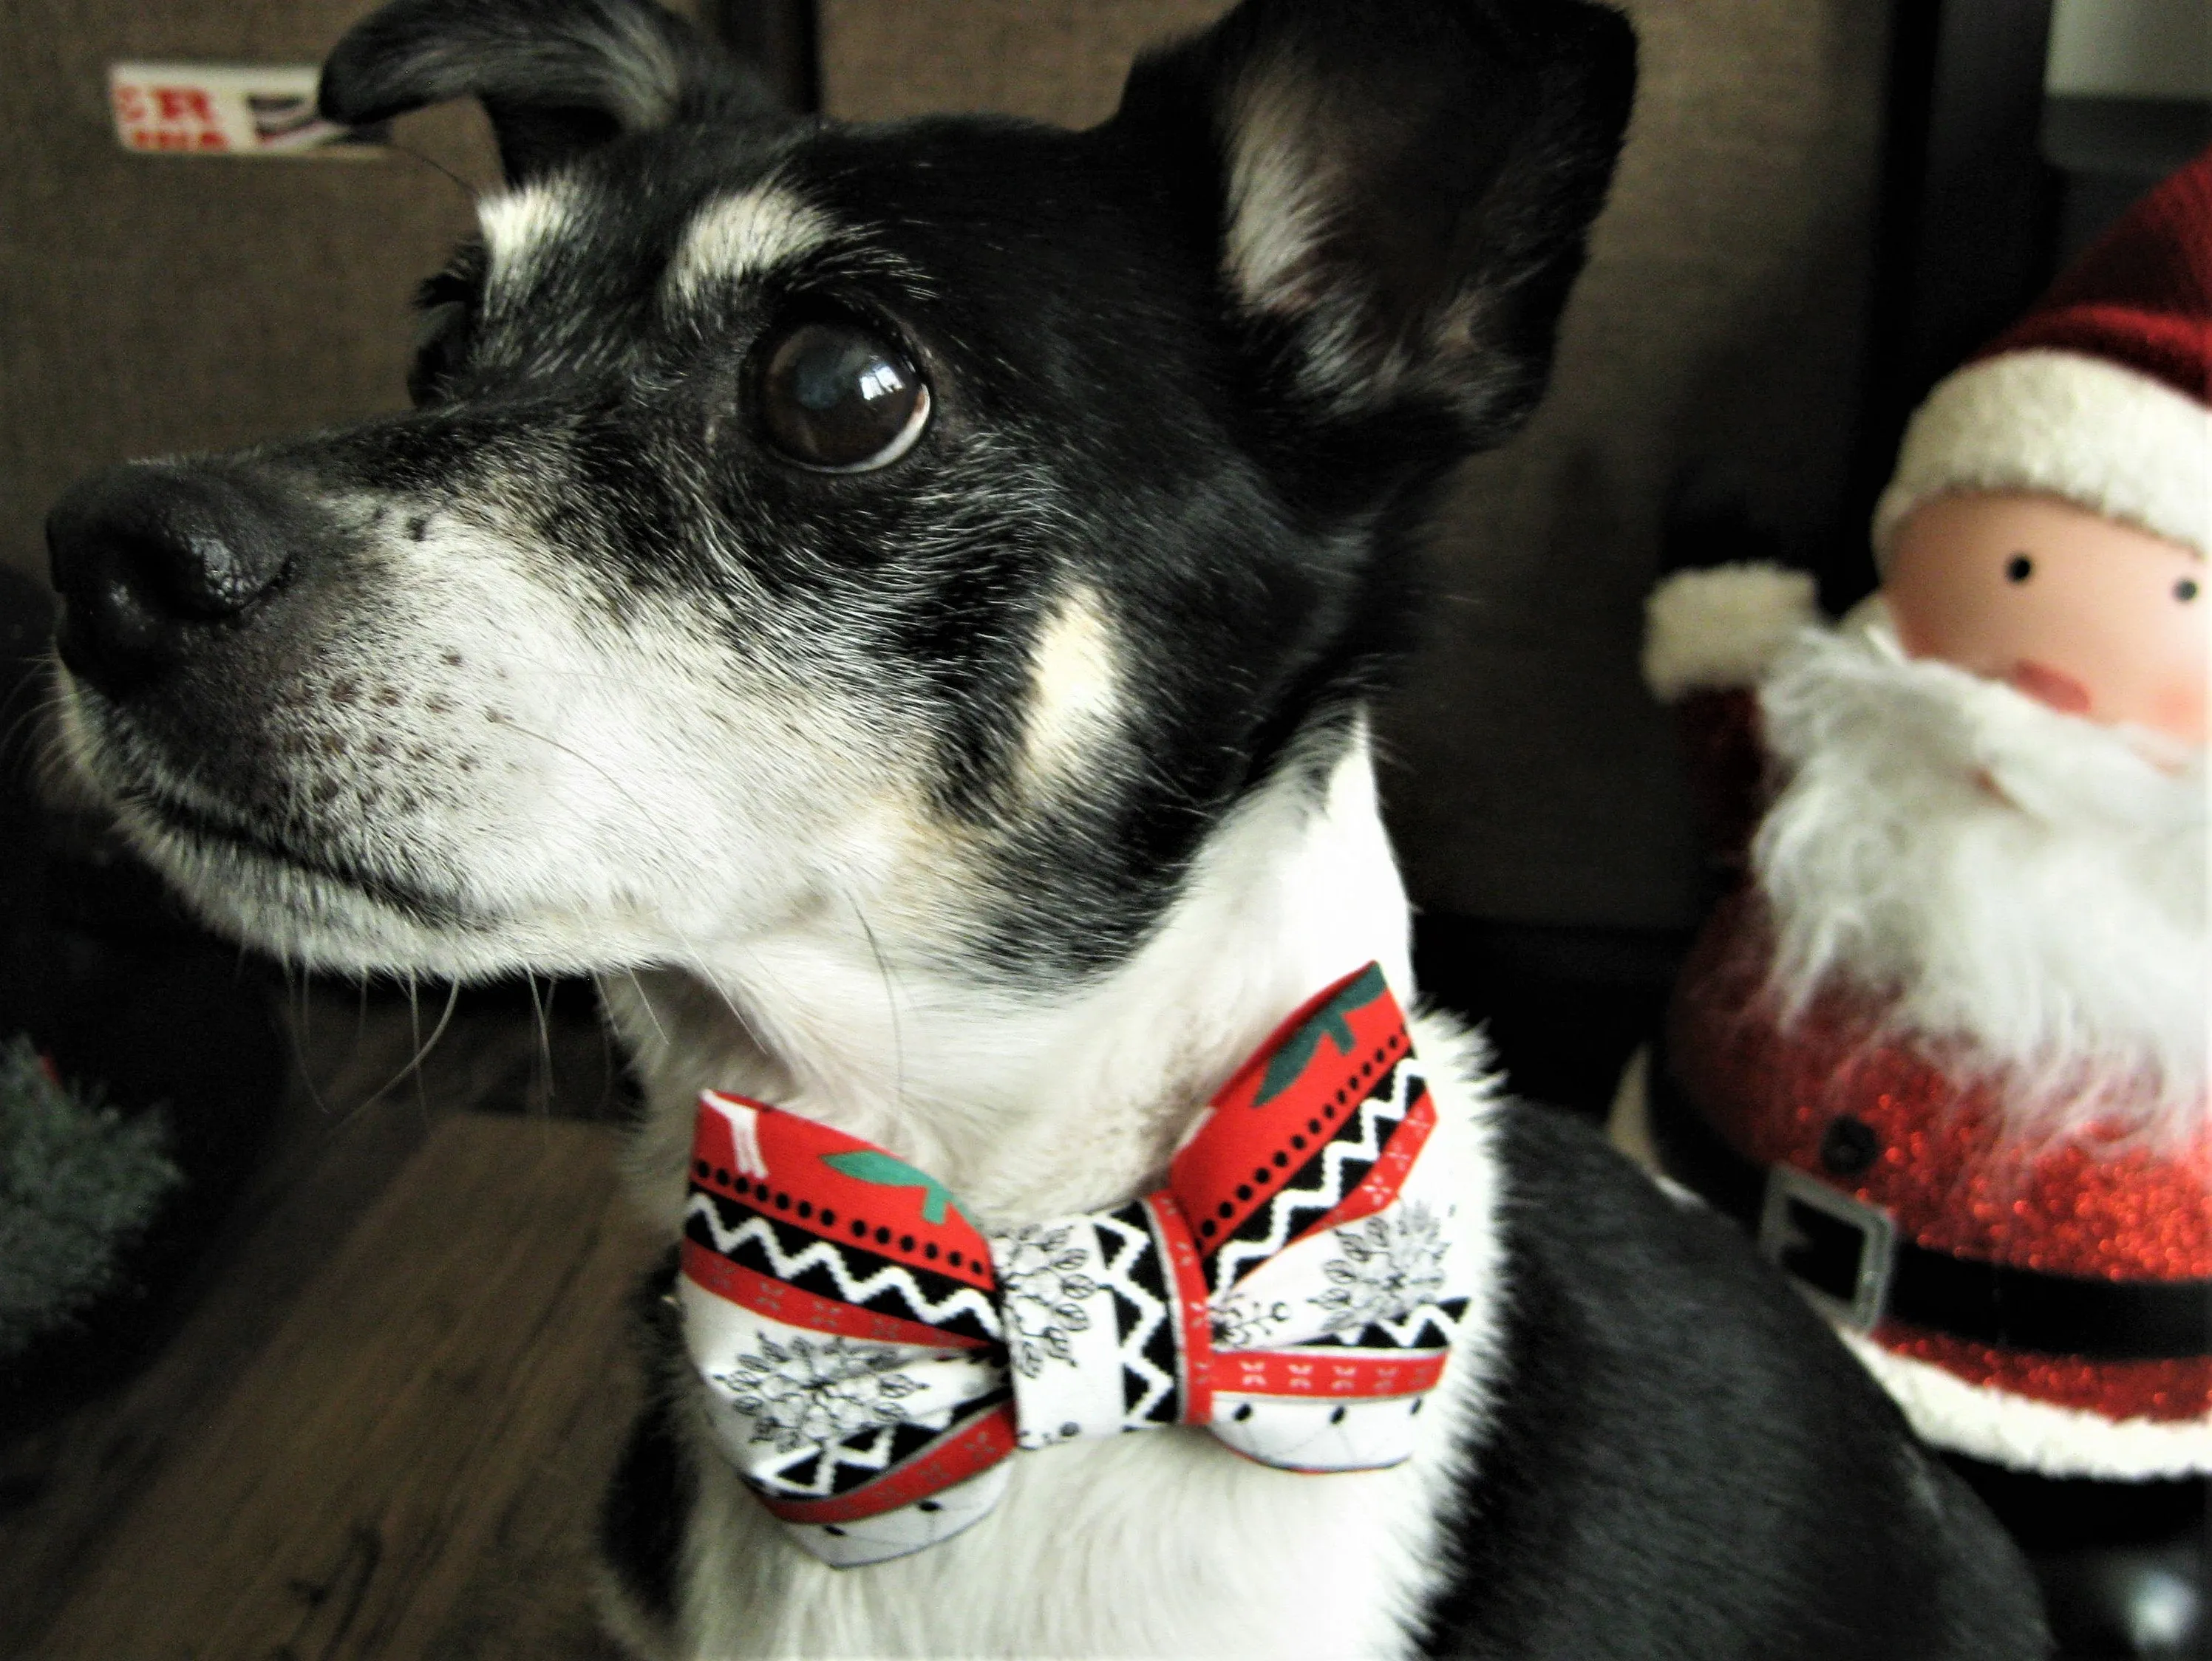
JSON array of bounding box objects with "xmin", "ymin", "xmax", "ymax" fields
[
  {"xmin": 1311, "ymin": 1204, "xmax": 1448, "ymax": 1334},
  {"xmin": 993, "ymin": 1223, "xmax": 1099, "ymax": 1377},
  {"xmin": 1211, "ymin": 1295, "xmax": 1293, "ymax": 1351},
  {"xmin": 719, "ymin": 1334, "xmax": 924, "ymax": 1453}
]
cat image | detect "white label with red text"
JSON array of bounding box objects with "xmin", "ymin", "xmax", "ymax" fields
[{"xmin": 108, "ymin": 64, "xmax": 382, "ymax": 157}]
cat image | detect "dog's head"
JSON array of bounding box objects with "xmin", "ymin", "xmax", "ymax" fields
[{"xmin": 47, "ymin": 0, "xmax": 1631, "ymax": 989}]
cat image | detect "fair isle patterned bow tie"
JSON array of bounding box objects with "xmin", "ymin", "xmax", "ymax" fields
[{"xmin": 677, "ymin": 963, "xmax": 1471, "ymax": 1567}]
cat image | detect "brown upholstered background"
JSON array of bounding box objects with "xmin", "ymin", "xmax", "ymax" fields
[
  {"xmin": 1, "ymin": 0, "xmax": 1891, "ymax": 936},
  {"xmin": 0, "ymin": 5, "xmax": 493, "ymax": 586}
]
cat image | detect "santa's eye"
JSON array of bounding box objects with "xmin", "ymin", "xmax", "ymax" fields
[
  {"xmin": 2004, "ymin": 554, "xmax": 2032, "ymax": 583},
  {"xmin": 2177, "ymin": 578, "xmax": 2200, "ymax": 603}
]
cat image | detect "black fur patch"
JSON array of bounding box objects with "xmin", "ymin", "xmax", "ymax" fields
[
  {"xmin": 1419, "ymin": 1107, "xmax": 2049, "ymax": 1659},
  {"xmin": 597, "ymin": 1257, "xmax": 695, "ymax": 1642}
]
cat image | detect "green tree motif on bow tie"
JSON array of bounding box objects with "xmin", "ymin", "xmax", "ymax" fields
[
  {"xmin": 822, "ymin": 1149, "xmax": 965, "ymax": 1226},
  {"xmin": 1255, "ymin": 963, "xmax": 1388, "ymax": 1106}
]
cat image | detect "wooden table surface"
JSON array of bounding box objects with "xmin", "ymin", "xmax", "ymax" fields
[{"xmin": 0, "ymin": 991, "xmax": 661, "ymax": 1661}]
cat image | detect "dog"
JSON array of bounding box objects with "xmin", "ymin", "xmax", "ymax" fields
[{"xmin": 43, "ymin": 0, "xmax": 2049, "ymax": 1654}]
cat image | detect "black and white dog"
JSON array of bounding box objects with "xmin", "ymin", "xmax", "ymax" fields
[{"xmin": 44, "ymin": 0, "xmax": 2046, "ymax": 1654}]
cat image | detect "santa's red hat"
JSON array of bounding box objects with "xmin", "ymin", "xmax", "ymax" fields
[{"xmin": 1874, "ymin": 143, "xmax": 2212, "ymax": 567}]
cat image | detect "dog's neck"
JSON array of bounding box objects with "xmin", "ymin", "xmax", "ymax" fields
[{"xmin": 606, "ymin": 720, "xmax": 1414, "ymax": 1229}]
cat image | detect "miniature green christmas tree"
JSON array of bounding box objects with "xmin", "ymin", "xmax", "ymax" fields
[{"xmin": 0, "ymin": 1035, "xmax": 181, "ymax": 1362}]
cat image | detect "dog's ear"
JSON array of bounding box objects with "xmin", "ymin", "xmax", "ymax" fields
[
  {"xmin": 1116, "ymin": 0, "xmax": 1634, "ymax": 444},
  {"xmin": 321, "ymin": 0, "xmax": 777, "ymax": 183}
]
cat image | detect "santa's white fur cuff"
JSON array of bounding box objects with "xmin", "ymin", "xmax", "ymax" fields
[
  {"xmin": 1642, "ymin": 564, "xmax": 1820, "ymax": 701},
  {"xmin": 1839, "ymin": 1330, "xmax": 2212, "ymax": 1481},
  {"xmin": 1874, "ymin": 349, "xmax": 2212, "ymax": 566}
]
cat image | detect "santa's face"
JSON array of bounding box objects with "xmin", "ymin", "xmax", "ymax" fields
[{"xmin": 1885, "ymin": 490, "xmax": 2207, "ymax": 745}]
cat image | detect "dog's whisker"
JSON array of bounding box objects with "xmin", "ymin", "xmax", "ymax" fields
[
  {"xmin": 621, "ymin": 968, "xmax": 668, "ymax": 1047},
  {"xmin": 378, "ymin": 137, "xmax": 480, "ymax": 204},
  {"xmin": 407, "ymin": 969, "xmax": 426, "ymax": 1123},
  {"xmin": 525, "ymin": 969, "xmax": 555, "ymax": 1116},
  {"xmin": 840, "ymin": 882, "xmax": 908, "ymax": 1122},
  {"xmin": 356, "ymin": 974, "xmax": 461, "ymax": 1116},
  {"xmin": 279, "ymin": 960, "xmax": 342, "ymax": 1126},
  {"xmin": 0, "ymin": 677, "xmax": 68, "ymax": 764}
]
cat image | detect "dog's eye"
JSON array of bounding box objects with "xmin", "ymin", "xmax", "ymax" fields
[
  {"xmin": 757, "ymin": 322, "xmax": 930, "ymax": 471},
  {"xmin": 409, "ymin": 300, "xmax": 472, "ymax": 406}
]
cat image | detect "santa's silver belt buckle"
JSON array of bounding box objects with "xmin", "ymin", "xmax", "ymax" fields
[{"xmin": 1756, "ymin": 1164, "xmax": 1896, "ymax": 1331}]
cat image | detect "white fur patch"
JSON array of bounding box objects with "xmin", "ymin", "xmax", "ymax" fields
[
  {"xmin": 1874, "ymin": 349, "xmax": 2212, "ymax": 567},
  {"xmin": 1837, "ymin": 1330, "xmax": 2211, "ymax": 1480},
  {"xmin": 1752, "ymin": 609, "xmax": 2208, "ymax": 1141},
  {"xmin": 1641, "ymin": 563, "xmax": 1820, "ymax": 701},
  {"xmin": 1020, "ymin": 586, "xmax": 1120, "ymax": 784},
  {"xmin": 665, "ymin": 185, "xmax": 832, "ymax": 304},
  {"xmin": 479, "ymin": 178, "xmax": 585, "ymax": 296}
]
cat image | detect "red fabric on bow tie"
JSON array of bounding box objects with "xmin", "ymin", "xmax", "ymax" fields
[{"xmin": 678, "ymin": 963, "xmax": 1469, "ymax": 1566}]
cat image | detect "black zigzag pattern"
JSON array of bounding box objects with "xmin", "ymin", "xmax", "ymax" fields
[
  {"xmin": 1094, "ymin": 1201, "xmax": 1181, "ymax": 1427},
  {"xmin": 754, "ymin": 1387, "xmax": 1013, "ymax": 1500},
  {"xmin": 687, "ymin": 1190, "xmax": 1001, "ymax": 1344},
  {"xmin": 1305, "ymin": 1296, "xmax": 1470, "ymax": 1352},
  {"xmin": 1206, "ymin": 1058, "xmax": 1427, "ymax": 1297}
]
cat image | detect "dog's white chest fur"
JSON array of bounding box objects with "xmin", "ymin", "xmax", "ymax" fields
[{"xmin": 600, "ymin": 739, "xmax": 1511, "ymax": 1660}]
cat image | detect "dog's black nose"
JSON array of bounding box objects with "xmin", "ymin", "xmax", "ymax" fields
[{"xmin": 47, "ymin": 464, "xmax": 296, "ymax": 686}]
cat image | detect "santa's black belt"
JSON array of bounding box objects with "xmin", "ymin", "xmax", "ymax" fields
[{"xmin": 1646, "ymin": 1044, "xmax": 2211, "ymax": 1361}]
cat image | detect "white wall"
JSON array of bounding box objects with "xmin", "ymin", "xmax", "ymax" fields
[{"xmin": 2047, "ymin": 0, "xmax": 2212, "ymax": 99}]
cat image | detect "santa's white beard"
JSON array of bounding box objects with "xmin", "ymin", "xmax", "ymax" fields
[{"xmin": 1752, "ymin": 610, "xmax": 2208, "ymax": 1145}]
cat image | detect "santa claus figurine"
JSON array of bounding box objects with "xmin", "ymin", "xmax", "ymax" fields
[{"xmin": 1632, "ymin": 149, "xmax": 2209, "ymax": 1655}]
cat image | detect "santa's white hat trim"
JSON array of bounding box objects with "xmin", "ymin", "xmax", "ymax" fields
[
  {"xmin": 1872, "ymin": 348, "xmax": 2212, "ymax": 569},
  {"xmin": 1838, "ymin": 1329, "xmax": 2212, "ymax": 1481}
]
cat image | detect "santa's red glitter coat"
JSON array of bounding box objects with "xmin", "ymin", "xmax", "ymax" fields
[
  {"xmin": 1655, "ymin": 683, "xmax": 2210, "ymax": 1479},
  {"xmin": 1672, "ymin": 886, "xmax": 2211, "ymax": 1419}
]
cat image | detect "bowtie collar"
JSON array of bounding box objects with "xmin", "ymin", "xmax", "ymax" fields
[{"xmin": 678, "ymin": 963, "xmax": 1473, "ymax": 1566}]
